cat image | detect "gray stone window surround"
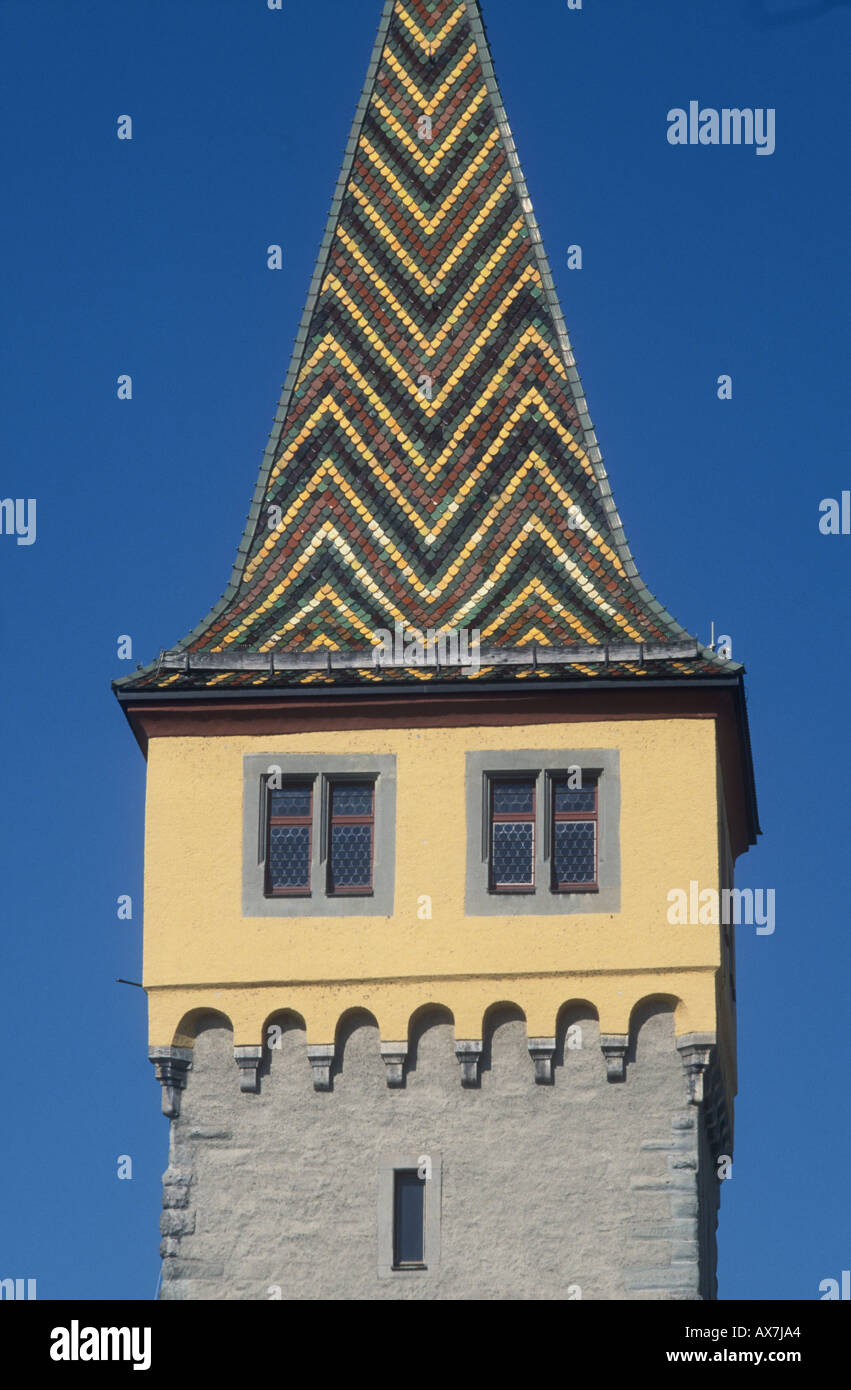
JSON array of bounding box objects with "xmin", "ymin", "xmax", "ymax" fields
[
  {"xmin": 377, "ymin": 1155, "xmax": 442, "ymax": 1280},
  {"xmin": 465, "ymin": 748, "xmax": 621, "ymax": 915},
  {"xmin": 242, "ymin": 753, "xmax": 396, "ymax": 917}
]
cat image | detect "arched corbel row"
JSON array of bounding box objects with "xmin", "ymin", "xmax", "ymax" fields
[{"xmin": 150, "ymin": 993, "xmax": 722, "ymax": 1105}]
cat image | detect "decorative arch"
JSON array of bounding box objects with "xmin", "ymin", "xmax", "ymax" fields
[
  {"xmin": 172, "ymin": 1007, "xmax": 234, "ymax": 1049},
  {"xmin": 554, "ymin": 997, "xmax": 600, "ymax": 1069},
  {"xmin": 261, "ymin": 1007, "xmax": 307, "ymax": 1049},
  {"xmin": 331, "ymin": 1008, "xmax": 382, "ymax": 1091},
  {"xmin": 406, "ymin": 1004, "xmax": 456, "ymax": 1082},
  {"xmin": 628, "ymin": 993, "xmax": 682, "ymax": 1042},
  {"xmin": 150, "ymin": 1008, "xmax": 234, "ymax": 1120},
  {"xmin": 481, "ymin": 1001, "xmax": 528, "ymax": 1083},
  {"xmin": 260, "ymin": 1008, "xmax": 308, "ymax": 1088},
  {"xmin": 481, "ymin": 999, "xmax": 527, "ymax": 1037},
  {"xmin": 333, "ymin": 1006, "xmax": 380, "ymax": 1046},
  {"xmin": 406, "ymin": 1001, "xmax": 455, "ymax": 1044}
]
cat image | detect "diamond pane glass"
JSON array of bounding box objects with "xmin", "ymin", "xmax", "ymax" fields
[
  {"xmin": 492, "ymin": 780, "xmax": 534, "ymax": 815},
  {"xmin": 331, "ymin": 782, "xmax": 374, "ymax": 816},
  {"xmin": 269, "ymin": 824, "xmax": 311, "ymax": 890},
  {"xmin": 270, "ymin": 784, "xmax": 312, "ymax": 817},
  {"xmin": 554, "ymin": 821, "xmax": 596, "ymax": 885},
  {"xmin": 330, "ymin": 822, "xmax": 373, "ymax": 889},
  {"xmin": 554, "ymin": 781, "xmax": 596, "ymax": 813},
  {"xmin": 492, "ymin": 822, "xmax": 534, "ymax": 886}
]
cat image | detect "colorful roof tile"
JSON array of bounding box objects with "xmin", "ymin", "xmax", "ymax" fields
[{"xmin": 117, "ymin": 0, "xmax": 734, "ymax": 693}]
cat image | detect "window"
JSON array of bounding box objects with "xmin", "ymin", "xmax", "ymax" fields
[
  {"xmin": 243, "ymin": 753, "xmax": 396, "ymax": 917},
  {"xmin": 465, "ymin": 749, "xmax": 621, "ymax": 916},
  {"xmin": 551, "ymin": 777, "xmax": 598, "ymax": 891},
  {"xmin": 490, "ymin": 778, "xmax": 535, "ymax": 891},
  {"xmin": 265, "ymin": 782, "xmax": 313, "ymax": 896},
  {"xmin": 392, "ymin": 1171, "xmax": 426, "ymax": 1269},
  {"xmin": 378, "ymin": 1154, "xmax": 441, "ymax": 1279},
  {"xmin": 328, "ymin": 781, "xmax": 375, "ymax": 895}
]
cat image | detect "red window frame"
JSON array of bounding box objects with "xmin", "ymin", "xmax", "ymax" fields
[
  {"xmin": 327, "ymin": 780, "xmax": 375, "ymax": 895},
  {"xmin": 551, "ymin": 778, "xmax": 598, "ymax": 891},
  {"xmin": 489, "ymin": 777, "xmax": 536, "ymax": 892},
  {"xmin": 265, "ymin": 782, "xmax": 313, "ymax": 897}
]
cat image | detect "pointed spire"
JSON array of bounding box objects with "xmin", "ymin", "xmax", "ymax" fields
[{"xmin": 119, "ymin": 1, "xmax": 732, "ymax": 691}]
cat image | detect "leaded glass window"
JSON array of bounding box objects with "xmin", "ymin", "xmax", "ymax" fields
[
  {"xmin": 266, "ymin": 782, "xmax": 312, "ymax": 895},
  {"xmin": 552, "ymin": 778, "xmax": 598, "ymax": 889},
  {"xmin": 490, "ymin": 777, "xmax": 535, "ymax": 890},
  {"xmin": 328, "ymin": 780, "xmax": 374, "ymax": 894}
]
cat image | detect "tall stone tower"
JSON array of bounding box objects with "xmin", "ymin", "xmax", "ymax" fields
[{"xmin": 115, "ymin": 0, "xmax": 758, "ymax": 1301}]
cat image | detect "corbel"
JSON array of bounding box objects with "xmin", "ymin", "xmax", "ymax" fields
[
  {"xmin": 455, "ymin": 1039, "xmax": 483, "ymax": 1088},
  {"xmin": 149, "ymin": 1046, "xmax": 193, "ymax": 1118},
  {"xmin": 234, "ymin": 1045, "xmax": 263, "ymax": 1094},
  {"xmin": 380, "ymin": 1042, "xmax": 408, "ymax": 1088},
  {"xmin": 599, "ymin": 1034, "xmax": 629, "ymax": 1082},
  {"xmin": 676, "ymin": 1033, "xmax": 716, "ymax": 1105},
  {"xmin": 527, "ymin": 1036, "xmax": 556, "ymax": 1084},
  {"xmin": 306, "ymin": 1044, "xmax": 335, "ymax": 1092}
]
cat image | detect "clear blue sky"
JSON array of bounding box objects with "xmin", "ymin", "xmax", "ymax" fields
[{"xmin": 1, "ymin": 0, "xmax": 848, "ymax": 1300}]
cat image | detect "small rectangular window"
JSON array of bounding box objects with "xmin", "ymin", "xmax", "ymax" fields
[
  {"xmin": 265, "ymin": 782, "xmax": 313, "ymax": 896},
  {"xmin": 393, "ymin": 1171, "xmax": 426, "ymax": 1268},
  {"xmin": 327, "ymin": 780, "xmax": 374, "ymax": 895},
  {"xmin": 490, "ymin": 777, "xmax": 536, "ymax": 891},
  {"xmin": 551, "ymin": 778, "xmax": 597, "ymax": 890}
]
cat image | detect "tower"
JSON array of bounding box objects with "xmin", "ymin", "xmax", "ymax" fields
[{"xmin": 114, "ymin": 0, "xmax": 758, "ymax": 1300}]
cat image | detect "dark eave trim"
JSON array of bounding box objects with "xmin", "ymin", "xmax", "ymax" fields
[{"xmin": 115, "ymin": 675, "xmax": 744, "ymax": 706}]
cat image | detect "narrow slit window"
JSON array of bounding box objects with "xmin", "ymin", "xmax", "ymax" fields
[
  {"xmin": 266, "ymin": 783, "xmax": 313, "ymax": 896},
  {"xmin": 551, "ymin": 778, "xmax": 598, "ymax": 890},
  {"xmin": 393, "ymin": 1170, "xmax": 426, "ymax": 1269},
  {"xmin": 490, "ymin": 778, "xmax": 535, "ymax": 891},
  {"xmin": 327, "ymin": 781, "xmax": 374, "ymax": 895}
]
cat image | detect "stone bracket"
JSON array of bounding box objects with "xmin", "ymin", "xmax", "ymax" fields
[
  {"xmin": 600, "ymin": 1034, "xmax": 629, "ymax": 1082},
  {"xmin": 306, "ymin": 1044, "xmax": 335, "ymax": 1092},
  {"xmin": 149, "ymin": 1046, "xmax": 193, "ymax": 1118},
  {"xmin": 455, "ymin": 1039, "xmax": 483, "ymax": 1087},
  {"xmin": 676, "ymin": 1033, "xmax": 716, "ymax": 1105},
  {"xmin": 234, "ymin": 1045, "xmax": 263, "ymax": 1093},
  {"xmin": 380, "ymin": 1042, "xmax": 408, "ymax": 1088},
  {"xmin": 528, "ymin": 1036, "xmax": 556, "ymax": 1084}
]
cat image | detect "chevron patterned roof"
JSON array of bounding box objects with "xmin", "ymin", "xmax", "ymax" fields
[{"xmin": 118, "ymin": 0, "xmax": 733, "ymax": 694}]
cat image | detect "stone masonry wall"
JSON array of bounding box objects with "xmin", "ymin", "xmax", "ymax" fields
[{"xmin": 158, "ymin": 1003, "xmax": 716, "ymax": 1300}]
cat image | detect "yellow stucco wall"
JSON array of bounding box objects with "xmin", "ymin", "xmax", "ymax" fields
[{"xmin": 142, "ymin": 717, "xmax": 727, "ymax": 1052}]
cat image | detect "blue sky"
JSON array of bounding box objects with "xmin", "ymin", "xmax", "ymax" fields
[{"xmin": 1, "ymin": 0, "xmax": 849, "ymax": 1300}]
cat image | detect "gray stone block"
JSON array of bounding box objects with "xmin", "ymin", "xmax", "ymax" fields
[
  {"xmin": 162, "ymin": 1183, "xmax": 191, "ymax": 1209},
  {"xmin": 160, "ymin": 1209, "xmax": 196, "ymax": 1237}
]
